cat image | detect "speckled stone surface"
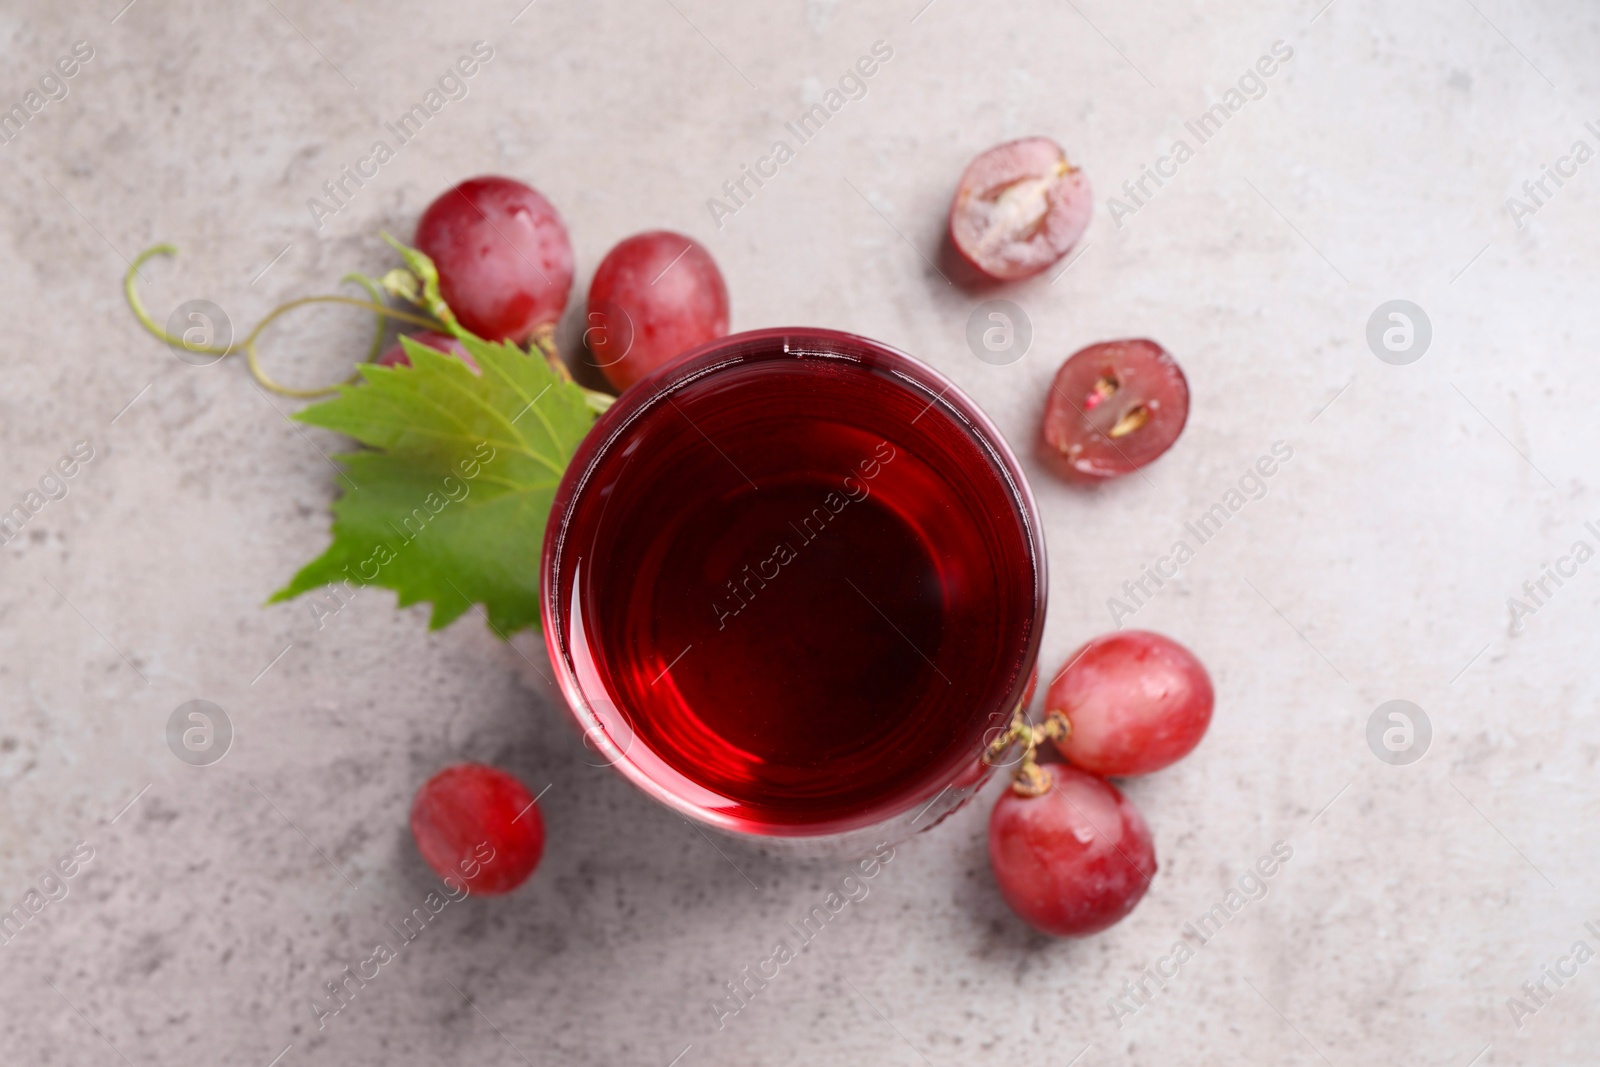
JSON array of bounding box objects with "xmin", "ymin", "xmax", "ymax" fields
[{"xmin": 2, "ymin": 1, "xmax": 1598, "ymax": 1064}]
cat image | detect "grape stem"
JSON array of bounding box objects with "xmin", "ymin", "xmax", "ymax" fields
[
  {"xmin": 530, "ymin": 325, "xmax": 615, "ymax": 415},
  {"xmin": 984, "ymin": 709, "xmax": 1071, "ymax": 797}
]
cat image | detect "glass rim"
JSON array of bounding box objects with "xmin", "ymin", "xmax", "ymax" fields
[{"xmin": 540, "ymin": 326, "xmax": 1049, "ymax": 839}]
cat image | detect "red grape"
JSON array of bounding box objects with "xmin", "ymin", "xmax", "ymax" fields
[
  {"xmin": 374, "ymin": 330, "xmax": 477, "ymax": 372},
  {"xmin": 989, "ymin": 763, "xmax": 1156, "ymax": 937},
  {"xmin": 415, "ymin": 176, "xmax": 574, "ymax": 344},
  {"xmin": 1047, "ymin": 631, "xmax": 1213, "ymax": 777},
  {"xmin": 409, "ymin": 763, "xmax": 544, "ymax": 895},
  {"xmin": 948, "ymin": 137, "xmax": 1092, "ymax": 281},
  {"xmin": 1041, "ymin": 339, "xmax": 1189, "ymax": 482},
  {"xmin": 585, "ymin": 230, "xmax": 729, "ymax": 391}
]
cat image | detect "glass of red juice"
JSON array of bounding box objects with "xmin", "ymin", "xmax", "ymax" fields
[{"xmin": 542, "ymin": 328, "xmax": 1045, "ymax": 848}]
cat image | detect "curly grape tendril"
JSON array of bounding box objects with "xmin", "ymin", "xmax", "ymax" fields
[
  {"xmin": 124, "ymin": 242, "xmax": 615, "ymax": 413},
  {"xmin": 124, "ymin": 245, "xmax": 443, "ymax": 398},
  {"xmin": 340, "ymin": 270, "xmax": 393, "ymax": 364}
]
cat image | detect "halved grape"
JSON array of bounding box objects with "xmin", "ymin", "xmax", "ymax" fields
[
  {"xmin": 1042, "ymin": 339, "xmax": 1189, "ymax": 481},
  {"xmin": 948, "ymin": 138, "xmax": 1092, "ymax": 281}
]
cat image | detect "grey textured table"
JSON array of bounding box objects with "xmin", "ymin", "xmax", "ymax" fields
[{"xmin": 3, "ymin": 1, "xmax": 1597, "ymax": 1064}]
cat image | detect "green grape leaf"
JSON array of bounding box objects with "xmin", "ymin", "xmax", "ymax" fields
[{"xmin": 269, "ymin": 333, "xmax": 596, "ymax": 635}]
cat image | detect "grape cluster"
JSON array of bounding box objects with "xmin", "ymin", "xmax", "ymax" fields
[{"xmin": 989, "ymin": 631, "xmax": 1213, "ymax": 937}]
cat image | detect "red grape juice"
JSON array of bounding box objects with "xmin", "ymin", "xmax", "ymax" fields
[{"xmin": 543, "ymin": 330, "xmax": 1044, "ymax": 837}]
